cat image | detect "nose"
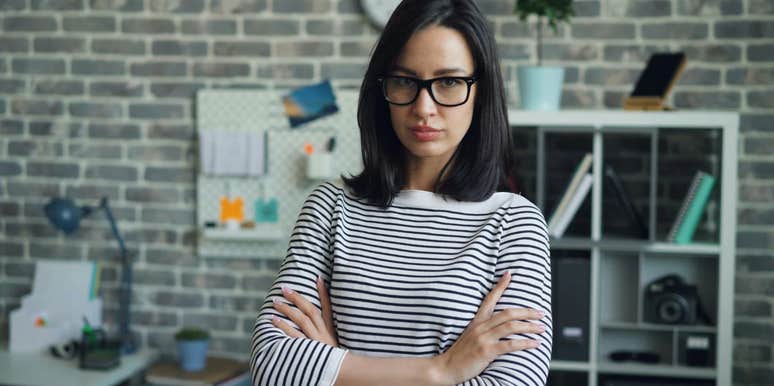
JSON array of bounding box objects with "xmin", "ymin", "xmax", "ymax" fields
[{"xmin": 411, "ymin": 87, "xmax": 438, "ymax": 117}]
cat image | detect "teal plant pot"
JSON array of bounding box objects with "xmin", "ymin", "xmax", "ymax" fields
[
  {"xmin": 177, "ymin": 339, "xmax": 208, "ymax": 372},
  {"xmin": 517, "ymin": 66, "xmax": 565, "ymax": 111}
]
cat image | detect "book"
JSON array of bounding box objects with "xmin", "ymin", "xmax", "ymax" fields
[
  {"xmin": 603, "ymin": 164, "xmax": 649, "ymax": 239},
  {"xmin": 282, "ymin": 79, "xmax": 339, "ymax": 128},
  {"xmin": 547, "ymin": 153, "xmax": 593, "ymax": 233},
  {"xmin": 146, "ymin": 357, "xmax": 249, "ymax": 386},
  {"xmin": 667, "ymin": 171, "xmax": 715, "ymax": 244},
  {"xmin": 550, "ymin": 173, "xmax": 593, "ymax": 238}
]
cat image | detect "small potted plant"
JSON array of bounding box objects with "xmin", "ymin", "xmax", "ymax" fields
[
  {"xmin": 174, "ymin": 327, "xmax": 210, "ymax": 372},
  {"xmin": 514, "ymin": 0, "xmax": 575, "ymax": 110}
]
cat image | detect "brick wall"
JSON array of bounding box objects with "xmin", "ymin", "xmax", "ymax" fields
[{"xmin": 0, "ymin": 0, "xmax": 771, "ymax": 384}]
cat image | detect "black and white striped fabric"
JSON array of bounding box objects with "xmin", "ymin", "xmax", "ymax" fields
[{"xmin": 251, "ymin": 181, "xmax": 552, "ymax": 386}]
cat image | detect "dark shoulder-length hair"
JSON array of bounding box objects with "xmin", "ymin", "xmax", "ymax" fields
[{"xmin": 343, "ymin": 0, "xmax": 512, "ymax": 207}]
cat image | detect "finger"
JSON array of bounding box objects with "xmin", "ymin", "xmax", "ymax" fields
[
  {"xmin": 474, "ymin": 271, "xmax": 511, "ymax": 321},
  {"xmin": 317, "ymin": 276, "xmax": 335, "ymax": 334},
  {"xmin": 271, "ymin": 316, "xmax": 307, "ymax": 339},
  {"xmin": 282, "ymin": 286, "xmax": 325, "ymax": 330},
  {"xmin": 274, "ymin": 298, "xmax": 317, "ymax": 335},
  {"xmin": 493, "ymin": 338, "xmax": 541, "ymax": 355},
  {"xmin": 486, "ymin": 319, "xmax": 545, "ymax": 341},
  {"xmin": 482, "ymin": 308, "xmax": 545, "ymax": 331}
]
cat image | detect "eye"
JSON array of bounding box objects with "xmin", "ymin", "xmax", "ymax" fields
[
  {"xmin": 395, "ymin": 77, "xmax": 415, "ymax": 87},
  {"xmin": 439, "ymin": 78, "xmax": 463, "ymax": 88}
]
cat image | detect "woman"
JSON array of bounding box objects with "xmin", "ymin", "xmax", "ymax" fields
[{"xmin": 250, "ymin": 1, "xmax": 551, "ymax": 385}]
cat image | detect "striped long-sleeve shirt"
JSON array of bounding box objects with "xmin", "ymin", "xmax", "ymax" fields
[{"xmin": 250, "ymin": 181, "xmax": 552, "ymax": 386}]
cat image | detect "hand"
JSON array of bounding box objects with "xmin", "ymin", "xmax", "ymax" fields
[
  {"xmin": 433, "ymin": 271, "xmax": 545, "ymax": 385},
  {"xmin": 271, "ymin": 276, "xmax": 338, "ymax": 347}
]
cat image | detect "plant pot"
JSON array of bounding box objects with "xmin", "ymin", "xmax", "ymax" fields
[
  {"xmin": 517, "ymin": 66, "xmax": 565, "ymax": 111},
  {"xmin": 177, "ymin": 339, "xmax": 209, "ymax": 372}
]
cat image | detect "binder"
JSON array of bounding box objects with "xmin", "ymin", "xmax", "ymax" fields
[{"xmin": 667, "ymin": 171, "xmax": 715, "ymax": 244}]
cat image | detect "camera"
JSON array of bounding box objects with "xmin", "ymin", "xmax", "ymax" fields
[{"xmin": 644, "ymin": 274, "xmax": 701, "ymax": 325}]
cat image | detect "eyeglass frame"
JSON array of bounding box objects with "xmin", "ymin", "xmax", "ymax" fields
[{"xmin": 376, "ymin": 75, "xmax": 478, "ymax": 107}]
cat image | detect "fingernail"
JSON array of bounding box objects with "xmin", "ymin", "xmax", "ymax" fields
[
  {"xmin": 537, "ymin": 310, "xmax": 546, "ymax": 318},
  {"xmin": 281, "ymin": 286, "xmax": 293, "ymax": 295},
  {"xmin": 272, "ymin": 297, "xmax": 280, "ymax": 305},
  {"xmin": 530, "ymin": 340, "xmax": 541, "ymax": 348},
  {"xmin": 317, "ymin": 275, "xmax": 323, "ymax": 284},
  {"xmin": 536, "ymin": 325, "xmax": 546, "ymax": 333},
  {"xmin": 272, "ymin": 316, "xmax": 280, "ymax": 324}
]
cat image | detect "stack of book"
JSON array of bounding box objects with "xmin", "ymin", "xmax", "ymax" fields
[
  {"xmin": 667, "ymin": 171, "xmax": 716, "ymax": 244},
  {"xmin": 547, "ymin": 154, "xmax": 593, "ymax": 238},
  {"xmin": 145, "ymin": 356, "xmax": 250, "ymax": 386}
]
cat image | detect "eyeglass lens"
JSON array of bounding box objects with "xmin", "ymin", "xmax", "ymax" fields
[{"xmin": 383, "ymin": 77, "xmax": 472, "ymax": 106}]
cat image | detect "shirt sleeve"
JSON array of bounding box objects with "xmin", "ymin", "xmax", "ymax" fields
[
  {"xmin": 250, "ymin": 183, "xmax": 348, "ymax": 386},
  {"xmin": 459, "ymin": 199, "xmax": 553, "ymax": 386}
]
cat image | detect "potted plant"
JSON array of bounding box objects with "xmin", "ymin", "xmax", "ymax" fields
[
  {"xmin": 514, "ymin": 0, "xmax": 574, "ymax": 110},
  {"xmin": 174, "ymin": 327, "xmax": 210, "ymax": 372}
]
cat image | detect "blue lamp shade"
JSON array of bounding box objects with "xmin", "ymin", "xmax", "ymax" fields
[{"xmin": 44, "ymin": 198, "xmax": 89, "ymax": 234}]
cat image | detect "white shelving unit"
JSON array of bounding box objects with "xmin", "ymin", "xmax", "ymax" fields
[{"xmin": 509, "ymin": 110, "xmax": 738, "ymax": 386}]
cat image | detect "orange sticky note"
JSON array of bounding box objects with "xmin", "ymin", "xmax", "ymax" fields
[
  {"xmin": 304, "ymin": 143, "xmax": 314, "ymax": 156},
  {"xmin": 220, "ymin": 197, "xmax": 244, "ymax": 222}
]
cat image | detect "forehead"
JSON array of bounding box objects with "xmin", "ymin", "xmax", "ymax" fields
[{"xmin": 394, "ymin": 25, "xmax": 475, "ymax": 74}]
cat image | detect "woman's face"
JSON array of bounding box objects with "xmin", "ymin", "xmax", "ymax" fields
[{"xmin": 387, "ymin": 25, "xmax": 476, "ymax": 166}]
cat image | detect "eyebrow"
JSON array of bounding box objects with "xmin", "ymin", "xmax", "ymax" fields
[{"xmin": 391, "ymin": 65, "xmax": 470, "ymax": 77}]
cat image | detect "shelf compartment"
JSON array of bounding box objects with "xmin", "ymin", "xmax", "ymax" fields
[
  {"xmin": 551, "ymin": 360, "xmax": 591, "ymax": 372},
  {"xmin": 599, "ymin": 252, "xmax": 639, "ymax": 324},
  {"xmin": 600, "ymin": 321, "xmax": 716, "ymax": 334},
  {"xmin": 550, "ymin": 237, "xmax": 720, "ymax": 255},
  {"xmin": 599, "ymin": 329, "xmax": 674, "ymax": 367},
  {"xmin": 598, "ymin": 362, "xmax": 716, "ymax": 380},
  {"xmin": 548, "ymin": 368, "xmax": 589, "ymax": 386}
]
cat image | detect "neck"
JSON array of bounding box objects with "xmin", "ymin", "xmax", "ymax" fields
[{"xmin": 404, "ymin": 154, "xmax": 453, "ymax": 192}]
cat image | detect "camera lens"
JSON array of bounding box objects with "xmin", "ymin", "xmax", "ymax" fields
[{"xmin": 656, "ymin": 294, "xmax": 688, "ymax": 323}]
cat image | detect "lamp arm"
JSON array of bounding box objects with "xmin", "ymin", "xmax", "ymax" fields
[{"xmin": 99, "ymin": 197, "xmax": 128, "ymax": 260}]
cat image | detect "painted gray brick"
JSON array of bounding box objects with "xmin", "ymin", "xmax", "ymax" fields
[
  {"xmin": 501, "ymin": 22, "xmax": 531, "ymax": 38},
  {"xmin": 92, "ymin": 39, "xmax": 145, "ymax": 55},
  {"xmin": 257, "ymin": 63, "xmax": 314, "ymax": 80},
  {"xmin": 122, "ymin": 19, "xmax": 175, "ymax": 34},
  {"xmin": 2, "ymin": 120, "xmax": 25, "ymax": 136},
  {"xmin": 90, "ymin": 81, "xmax": 144, "ymax": 97},
  {"xmin": 134, "ymin": 268, "xmax": 176, "ymax": 286},
  {"xmin": 673, "ymin": 91, "xmax": 740, "ymax": 109},
  {"xmin": 128, "ymin": 145, "xmax": 184, "ymax": 162},
  {"xmin": 676, "ymin": 0, "xmax": 742, "ymax": 15},
  {"xmin": 4, "ymin": 222, "xmax": 59, "ymax": 238},
  {"xmin": 182, "ymin": 313, "xmax": 238, "ymax": 331},
  {"xmin": 208, "ymin": 336, "xmax": 251, "ymax": 355},
  {"xmin": 244, "ymin": 19, "xmax": 300, "ymax": 35},
  {"xmin": 242, "ymin": 274, "xmax": 275, "ymax": 293},
  {"xmin": 475, "ymin": 0, "xmax": 513, "ymax": 15},
  {"xmin": 715, "ymin": 20, "xmax": 774, "ymax": 39},
  {"xmin": 321, "ymin": 62, "xmax": 366, "ymax": 79},
  {"xmin": 0, "ymin": 79, "xmax": 26, "ymax": 94},
  {"xmin": 748, "ymin": 91, "xmax": 774, "ymax": 109},
  {"xmin": 3, "ymin": 16, "xmax": 57, "ymax": 32},
  {"xmin": 210, "ymin": 0, "xmax": 266, "ymax": 13},
  {"xmin": 64, "ymin": 184, "xmax": 120, "ymax": 200},
  {"xmin": 147, "ymin": 123, "xmax": 195, "ymax": 140},
  {"xmin": 181, "ymin": 19, "xmax": 237, "ymax": 35},
  {"xmin": 0, "ymin": 282, "xmax": 32, "ymax": 298},
  {"xmin": 29, "ymin": 243, "xmax": 82, "ymax": 259},
  {"xmin": 150, "ymin": 0, "xmax": 204, "ymax": 13},
  {"xmin": 131, "ymin": 61, "xmax": 187, "ymax": 77},
  {"xmin": 0, "ymin": 201, "xmax": 21, "ymax": 217},
  {"xmin": 573, "ymin": 0, "xmax": 601, "ymax": 17},
  {"xmin": 734, "ymin": 321, "xmax": 774, "ymax": 340},
  {"xmin": 0, "ymin": 98, "xmax": 5, "ymax": 114},
  {"xmin": 0, "ymin": 241, "xmax": 24, "ymax": 257},
  {"xmin": 141, "ymin": 208, "xmax": 194, "ymax": 226},
  {"xmin": 72, "ymin": 59, "xmax": 125, "ymax": 76},
  {"xmin": 11, "ymin": 98, "xmax": 63, "ymax": 116},
  {"xmin": 69, "ymin": 143, "xmax": 123, "ymax": 159},
  {"xmin": 571, "ymin": 23, "xmax": 635, "ymax": 39},
  {"xmin": 150, "ymin": 82, "xmax": 206, "ymax": 98},
  {"xmin": 608, "ymin": 0, "xmax": 671, "ymax": 17},
  {"xmin": 337, "ymin": 0, "xmax": 359, "ymax": 13},
  {"xmin": 740, "ymin": 160, "xmax": 774, "ymax": 180},
  {"xmin": 6, "ymin": 181, "xmax": 60, "ymax": 197},
  {"xmin": 33, "ymin": 37, "xmax": 86, "ymax": 53},
  {"xmin": 340, "ymin": 41, "xmax": 376, "ymax": 57},
  {"xmin": 34, "ymin": 80, "xmax": 85, "ymax": 96},
  {"xmin": 182, "ymin": 272, "xmax": 237, "ymax": 289},
  {"xmin": 542, "ymin": 43, "xmax": 599, "ymax": 61},
  {"xmin": 275, "ymin": 41, "xmax": 334, "ymax": 57},
  {"xmin": 132, "ymin": 310, "xmax": 178, "ymax": 327},
  {"xmin": 584, "ymin": 68, "xmax": 639, "ymax": 86},
  {"xmin": 496, "ymin": 43, "xmax": 531, "ymax": 60},
  {"xmin": 193, "ymin": 63, "xmax": 250, "ymax": 77},
  {"xmin": 306, "ymin": 19, "xmax": 364, "ymax": 36},
  {"xmin": 126, "ymin": 187, "xmax": 180, "ymax": 204},
  {"xmin": 728, "ymin": 68, "xmax": 774, "ymax": 85},
  {"xmin": 272, "ymin": 0, "xmax": 330, "ymax": 13},
  {"xmin": 0, "ymin": 0, "xmax": 26, "ymax": 10},
  {"xmin": 210, "ymin": 294, "xmax": 263, "ymax": 312},
  {"xmin": 8, "ymin": 140, "xmax": 63, "ymax": 157},
  {"xmin": 0, "ymin": 161, "xmax": 22, "ymax": 176},
  {"xmin": 88, "ymin": 123, "xmax": 141, "ymax": 140},
  {"xmin": 642, "ymin": 22, "xmax": 708, "ymax": 40},
  {"xmin": 27, "ymin": 161, "xmax": 79, "ymax": 178},
  {"xmin": 738, "ymin": 253, "xmax": 774, "ymax": 272},
  {"xmin": 680, "ymin": 44, "xmax": 741, "ymax": 62},
  {"xmin": 90, "ymin": 0, "xmax": 143, "ymax": 12},
  {"xmin": 129, "ymin": 103, "xmax": 185, "ymax": 119},
  {"xmin": 741, "ymin": 113, "xmax": 774, "ymax": 134},
  {"xmin": 744, "ymin": 136, "xmax": 774, "ymax": 156},
  {"xmin": 748, "ymin": 43, "xmax": 774, "ymax": 62},
  {"xmin": 560, "ymin": 89, "xmax": 597, "ymax": 108},
  {"xmin": 12, "ymin": 58, "xmax": 65, "ymax": 75},
  {"xmin": 145, "ymin": 166, "xmax": 194, "ymax": 184},
  {"xmin": 85, "ymin": 165, "xmax": 137, "ymax": 181},
  {"xmin": 63, "ymin": 16, "xmax": 116, "ymax": 32},
  {"xmin": 152, "ymin": 40, "xmax": 207, "ymax": 57},
  {"xmin": 31, "ymin": 0, "xmax": 83, "ymax": 10},
  {"xmin": 5, "ymin": 262, "xmax": 35, "ymax": 279},
  {"xmin": 0, "ymin": 37, "xmax": 29, "ymax": 52},
  {"xmin": 734, "ymin": 342, "xmax": 772, "ymax": 363},
  {"xmin": 69, "ymin": 102, "xmax": 123, "ymax": 119},
  {"xmin": 675, "ymin": 68, "xmax": 721, "ymax": 86},
  {"xmin": 213, "ymin": 41, "xmax": 270, "ymax": 56},
  {"xmin": 146, "ymin": 247, "xmax": 197, "ymax": 266},
  {"xmin": 152, "ymin": 291, "xmax": 204, "ymax": 308},
  {"xmin": 0, "ymin": 58, "xmax": 7, "ymax": 73},
  {"xmin": 739, "ymin": 207, "xmax": 774, "ymax": 226}
]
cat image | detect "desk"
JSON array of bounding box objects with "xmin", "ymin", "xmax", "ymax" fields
[{"xmin": 0, "ymin": 344, "xmax": 158, "ymax": 386}]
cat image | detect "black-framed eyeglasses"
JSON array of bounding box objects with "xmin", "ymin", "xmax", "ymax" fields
[{"xmin": 376, "ymin": 75, "xmax": 477, "ymax": 107}]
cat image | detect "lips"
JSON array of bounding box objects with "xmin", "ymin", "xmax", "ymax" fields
[{"xmin": 409, "ymin": 125, "xmax": 442, "ymax": 141}]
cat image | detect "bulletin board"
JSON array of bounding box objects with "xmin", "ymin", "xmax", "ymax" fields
[{"xmin": 195, "ymin": 89, "xmax": 362, "ymax": 259}]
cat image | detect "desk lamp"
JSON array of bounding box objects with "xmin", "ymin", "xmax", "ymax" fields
[{"xmin": 44, "ymin": 196, "xmax": 136, "ymax": 355}]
